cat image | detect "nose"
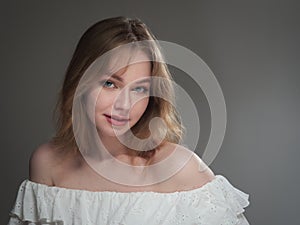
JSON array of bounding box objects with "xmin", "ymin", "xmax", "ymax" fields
[{"xmin": 113, "ymin": 87, "xmax": 131, "ymax": 113}]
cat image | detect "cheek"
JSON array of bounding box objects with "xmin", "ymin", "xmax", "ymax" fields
[
  {"xmin": 85, "ymin": 90, "xmax": 97, "ymax": 118},
  {"xmin": 86, "ymin": 89, "xmax": 114, "ymax": 116},
  {"xmin": 95, "ymin": 92, "xmax": 115, "ymax": 112},
  {"xmin": 130, "ymin": 97, "xmax": 149, "ymax": 118}
]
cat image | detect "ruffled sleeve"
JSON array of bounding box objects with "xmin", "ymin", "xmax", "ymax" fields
[
  {"xmin": 211, "ymin": 175, "xmax": 250, "ymax": 225},
  {"xmin": 8, "ymin": 180, "xmax": 64, "ymax": 225},
  {"xmin": 176, "ymin": 174, "xmax": 250, "ymax": 225},
  {"xmin": 8, "ymin": 175, "xmax": 250, "ymax": 225}
]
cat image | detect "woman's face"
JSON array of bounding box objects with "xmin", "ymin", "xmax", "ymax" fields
[{"xmin": 87, "ymin": 55, "xmax": 151, "ymax": 137}]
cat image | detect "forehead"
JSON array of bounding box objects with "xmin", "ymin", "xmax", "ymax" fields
[{"xmin": 106, "ymin": 50, "xmax": 152, "ymax": 83}]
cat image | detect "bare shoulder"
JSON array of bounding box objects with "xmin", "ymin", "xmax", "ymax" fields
[
  {"xmin": 29, "ymin": 142, "xmax": 58, "ymax": 186},
  {"xmin": 169, "ymin": 144, "xmax": 216, "ymax": 191}
]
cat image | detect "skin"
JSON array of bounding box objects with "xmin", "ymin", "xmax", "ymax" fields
[
  {"xmin": 86, "ymin": 51, "xmax": 152, "ymax": 166},
  {"xmin": 29, "ymin": 53, "xmax": 216, "ymax": 192}
]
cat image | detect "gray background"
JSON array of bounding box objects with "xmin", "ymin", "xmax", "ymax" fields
[{"xmin": 1, "ymin": 0, "xmax": 300, "ymax": 224}]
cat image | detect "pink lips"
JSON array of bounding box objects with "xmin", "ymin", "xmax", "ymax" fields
[{"xmin": 104, "ymin": 114, "xmax": 130, "ymax": 126}]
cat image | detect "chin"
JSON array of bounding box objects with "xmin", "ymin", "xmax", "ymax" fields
[{"xmin": 98, "ymin": 125, "xmax": 129, "ymax": 137}]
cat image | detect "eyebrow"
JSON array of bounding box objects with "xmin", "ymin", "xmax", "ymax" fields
[
  {"xmin": 106, "ymin": 74, "xmax": 151, "ymax": 84},
  {"xmin": 110, "ymin": 74, "xmax": 123, "ymax": 82}
]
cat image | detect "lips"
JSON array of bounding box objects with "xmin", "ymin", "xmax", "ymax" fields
[
  {"xmin": 104, "ymin": 114, "xmax": 129, "ymax": 121},
  {"xmin": 104, "ymin": 114, "xmax": 130, "ymax": 126}
]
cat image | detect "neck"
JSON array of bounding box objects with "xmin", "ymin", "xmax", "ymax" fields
[{"xmin": 97, "ymin": 132, "xmax": 151, "ymax": 166}]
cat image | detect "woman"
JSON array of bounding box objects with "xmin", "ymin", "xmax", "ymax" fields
[{"xmin": 8, "ymin": 16, "xmax": 250, "ymax": 224}]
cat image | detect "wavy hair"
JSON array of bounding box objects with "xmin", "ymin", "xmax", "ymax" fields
[{"xmin": 50, "ymin": 16, "xmax": 185, "ymax": 163}]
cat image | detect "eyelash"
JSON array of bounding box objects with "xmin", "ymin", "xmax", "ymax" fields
[{"xmin": 99, "ymin": 80, "xmax": 149, "ymax": 93}]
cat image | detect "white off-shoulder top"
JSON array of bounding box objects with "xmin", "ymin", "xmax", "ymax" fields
[{"xmin": 8, "ymin": 174, "xmax": 250, "ymax": 225}]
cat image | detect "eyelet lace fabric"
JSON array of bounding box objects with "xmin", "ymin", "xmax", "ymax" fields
[{"xmin": 8, "ymin": 175, "xmax": 250, "ymax": 225}]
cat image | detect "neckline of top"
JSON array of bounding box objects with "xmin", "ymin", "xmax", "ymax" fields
[{"xmin": 24, "ymin": 175, "xmax": 223, "ymax": 195}]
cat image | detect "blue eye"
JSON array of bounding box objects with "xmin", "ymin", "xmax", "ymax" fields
[
  {"xmin": 133, "ymin": 86, "xmax": 149, "ymax": 93},
  {"xmin": 102, "ymin": 80, "xmax": 115, "ymax": 88}
]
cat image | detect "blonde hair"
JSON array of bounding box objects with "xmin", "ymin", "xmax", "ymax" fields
[{"xmin": 50, "ymin": 16, "xmax": 185, "ymax": 161}]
